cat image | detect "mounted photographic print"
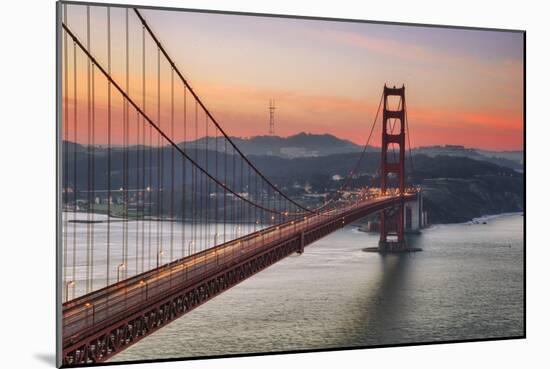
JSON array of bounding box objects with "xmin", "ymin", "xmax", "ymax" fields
[{"xmin": 56, "ymin": 1, "xmax": 525, "ymax": 366}]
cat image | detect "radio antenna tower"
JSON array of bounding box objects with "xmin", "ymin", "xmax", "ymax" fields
[{"xmin": 268, "ymin": 99, "xmax": 276, "ymax": 135}]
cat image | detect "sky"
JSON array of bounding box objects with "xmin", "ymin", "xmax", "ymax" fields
[{"xmin": 62, "ymin": 4, "xmax": 524, "ymax": 151}]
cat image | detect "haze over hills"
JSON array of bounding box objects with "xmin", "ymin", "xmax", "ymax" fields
[
  {"xmin": 176, "ymin": 133, "xmax": 523, "ymax": 170},
  {"xmin": 412, "ymin": 145, "xmax": 523, "ymax": 171},
  {"xmin": 64, "ymin": 133, "xmax": 523, "ymax": 169},
  {"xmin": 62, "ymin": 138, "xmax": 523, "ymax": 224}
]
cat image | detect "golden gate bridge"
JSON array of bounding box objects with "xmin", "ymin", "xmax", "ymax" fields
[{"xmin": 59, "ymin": 4, "xmax": 421, "ymax": 364}]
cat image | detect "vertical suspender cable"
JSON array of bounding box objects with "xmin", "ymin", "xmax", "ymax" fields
[
  {"xmin": 199, "ymin": 113, "xmax": 203, "ymax": 254},
  {"xmin": 248, "ymin": 159, "xmax": 251, "ymax": 229},
  {"xmin": 141, "ymin": 25, "xmax": 146, "ymax": 274},
  {"xmin": 90, "ymin": 47, "xmax": 95, "ymax": 292},
  {"xmin": 135, "ymin": 24, "xmax": 141, "ymax": 273},
  {"xmin": 193, "ymin": 101, "xmax": 198, "ymax": 255},
  {"xmin": 170, "ymin": 67, "xmax": 174, "ymax": 262},
  {"xmin": 157, "ymin": 47, "xmax": 162, "ymax": 268},
  {"xmin": 215, "ymin": 126, "xmax": 219, "ymax": 247},
  {"xmin": 206, "ymin": 116, "xmax": 210, "ymax": 270},
  {"xmin": 106, "ymin": 7, "xmax": 111, "ymax": 287},
  {"xmin": 254, "ymin": 158, "xmax": 258, "ymax": 232},
  {"xmin": 240, "ymin": 155, "xmax": 244, "ymax": 250},
  {"xmin": 205, "ymin": 115, "xmax": 209, "ymax": 257},
  {"xmin": 232, "ymin": 146, "xmax": 236, "ymax": 247},
  {"xmin": 123, "ymin": 7, "xmax": 129, "ymax": 279},
  {"xmin": 62, "ymin": 3, "xmax": 68, "ymax": 300},
  {"xmin": 147, "ymin": 37, "xmax": 152, "ymax": 271},
  {"xmin": 223, "ymin": 139, "xmax": 227, "ymax": 246},
  {"xmin": 182, "ymin": 87, "xmax": 187, "ymax": 258},
  {"xmin": 86, "ymin": 5, "xmax": 91, "ymax": 293},
  {"xmin": 72, "ymin": 37, "xmax": 77, "ymax": 299},
  {"xmin": 135, "ymin": 105, "xmax": 140, "ymax": 275},
  {"xmin": 135, "ymin": 107, "xmax": 140, "ymax": 275}
]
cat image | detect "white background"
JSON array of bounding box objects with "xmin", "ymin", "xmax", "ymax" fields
[{"xmin": 0, "ymin": 0, "xmax": 547, "ymax": 368}]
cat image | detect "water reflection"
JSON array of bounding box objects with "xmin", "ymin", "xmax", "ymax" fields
[{"xmin": 112, "ymin": 215, "xmax": 523, "ymax": 362}]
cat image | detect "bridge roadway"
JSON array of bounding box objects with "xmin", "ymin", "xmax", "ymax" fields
[{"xmin": 62, "ymin": 192, "xmax": 417, "ymax": 364}]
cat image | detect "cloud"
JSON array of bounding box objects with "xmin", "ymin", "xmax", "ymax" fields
[{"xmin": 309, "ymin": 28, "xmax": 523, "ymax": 83}]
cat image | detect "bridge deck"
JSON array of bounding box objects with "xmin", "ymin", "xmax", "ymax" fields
[{"xmin": 62, "ymin": 193, "xmax": 416, "ymax": 364}]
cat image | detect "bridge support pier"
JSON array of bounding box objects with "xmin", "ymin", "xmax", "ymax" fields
[
  {"xmin": 366, "ymin": 239, "xmax": 421, "ymax": 253},
  {"xmin": 378, "ymin": 239, "xmax": 409, "ymax": 252},
  {"xmin": 367, "ymin": 192, "xmax": 423, "ymax": 253}
]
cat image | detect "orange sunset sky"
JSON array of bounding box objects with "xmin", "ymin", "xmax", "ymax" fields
[{"xmin": 62, "ymin": 4, "xmax": 524, "ymax": 151}]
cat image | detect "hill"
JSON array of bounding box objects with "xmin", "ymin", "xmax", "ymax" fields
[
  {"xmin": 412, "ymin": 145, "xmax": 523, "ymax": 171},
  {"xmin": 61, "ymin": 141, "xmax": 523, "ymax": 224},
  {"xmin": 178, "ymin": 132, "xmax": 366, "ymax": 158}
]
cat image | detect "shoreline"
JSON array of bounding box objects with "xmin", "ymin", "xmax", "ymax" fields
[
  {"xmin": 64, "ymin": 210, "xmax": 524, "ymax": 227},
  {"xmin": 355, "ymin": 211, "xmax": 523, "ymax": 234},
  {"xmin": 425, "ymin": 211, "xmax": 523, "ymax": 230},
  {"xmin": 469, "ymin": 211, "xmax": 523, "ymax": 224}
]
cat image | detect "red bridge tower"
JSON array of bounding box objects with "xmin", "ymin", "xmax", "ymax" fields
[{"xmin": 379, "ymin": 84, "xmax": 407, "ymax": 251}]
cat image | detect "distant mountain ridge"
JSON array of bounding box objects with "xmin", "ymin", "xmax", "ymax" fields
[
  {"xmin": 62, "ymin": 135, "xmax": 524, "ymax": 170},
  {"xmin": 182, "ymin": 136, "xmax": 523, "ymax": 167},
  {"xmin": 61, "ymin": 142, "xmax": 524, "ymax": 224},
  {"xmin": 412, "ymin": 145, "xmax": 523, "ymax": 171},
  {"xmin": 179, "ymin": 132, "xmax": 367, "ymax": 158}
]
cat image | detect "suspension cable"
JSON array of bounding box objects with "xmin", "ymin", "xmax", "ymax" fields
[
  {"xmin": 314, "ymin": 91, "xmax": 384, "ymax": 211},
  {"xmin": 61, "ymin": 23, "xmax": 293, "ymax": 216},
  {"xmin": 132, "ymin": 8, "xmax": 314, "ymax": 214},
  {"xmin": 63, "ymin": 16, "xmax": 390, "ymax": 220},
  {"xmin": 404, "ymin": 98, "xmax": 415, "ymax": 176}
]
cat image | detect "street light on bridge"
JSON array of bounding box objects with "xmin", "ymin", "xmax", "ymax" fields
[
  {"xmin": 188, "ymin": 240, "xmax": 195, "ymax": 256},
  {"xmin": 84, "ymin": 302, "xmax": 95, "ymax": 325},
  {"xmin": 235, "ymin": 226, "xmax": 241, "ymax": 239},
  {"xmin": 156, "ymin": 250, "xmax": 164, "ymax": 268},
  {"xmin": 65, "ymin": 280, "xmax": 75, "ymax": 302},
  {"xmin": 117, "ymin": 263, "xmax": 125, "ymax": 283}
]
